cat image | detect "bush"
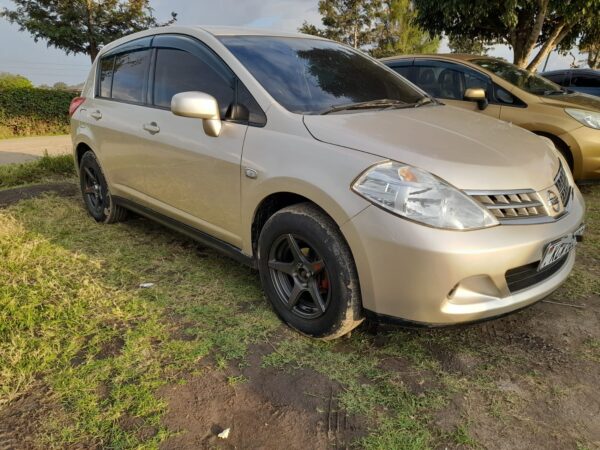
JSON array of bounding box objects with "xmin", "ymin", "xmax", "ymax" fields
[
  {"xmin": 0, "ymin": 73, "xmax": 33, "ymax": 89},
  {"xmin": 0, "ymin": 87, "xmax": 79, "ymax": 138},
  {"xmin": 0, "ymin": 153, "xmax": 75, "ymax": 188}
]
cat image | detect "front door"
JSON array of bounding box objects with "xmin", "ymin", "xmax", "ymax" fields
[
  {"xmin": 411, "ymin": 60, "xmax": 502, "ymax": 119},
  {"xmin": 137, "ymin": 35, "xmax": 247, "ymax": 247}
]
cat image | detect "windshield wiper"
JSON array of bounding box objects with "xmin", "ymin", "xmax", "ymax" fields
[
  {"xmin": 413, "ymin": 97, "xmax": 436, "ymax": 107},
  {"xmin": 320, "ymin": 99, "xmax": 407, "ymax": 115},
  {"xmin": 543, "ymin": 88, "xmax": 568, "ymax": 96}
]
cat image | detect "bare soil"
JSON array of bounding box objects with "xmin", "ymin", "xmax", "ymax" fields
[
  {"xmin": 0, "ymin": 183, "xmax": 77, "ymax": 208},
  {"xmin": 160, "ymin": 343, "xmax": 367, "ymax": 450}
]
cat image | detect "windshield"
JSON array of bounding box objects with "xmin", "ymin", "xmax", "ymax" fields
[
  {"xmin": 472, "ymin": 58, "xmax": 564, "ymax": 95},
  {"xmin": 219, "ymin": 36, "xmax": 426, "ymax": 114}
]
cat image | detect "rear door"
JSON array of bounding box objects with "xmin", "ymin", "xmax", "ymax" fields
[
  {"xmin": 87, "ymin": 38, "xmax": 157, "ymax": 197},
  {"xmin": 410, "ymin": 59, "xmax": 501, "ymax": 119}
]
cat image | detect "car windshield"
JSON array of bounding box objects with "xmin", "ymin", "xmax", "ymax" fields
[
  {"xmin": 219, "ymin": 36, "xmax": 426, "ymax": 114},
  {"xmin": 472, "ymin": 58, "xmax": 565, "ymax": 95}
]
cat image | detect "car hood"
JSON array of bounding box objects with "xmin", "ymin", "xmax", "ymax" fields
[
  {"xmin": 303, "ymin": 105, "xmax": 559, "ymax": 191},
  {"xmin": 539, "ymin": 91, "xmax": 600, "ymax": 110}
]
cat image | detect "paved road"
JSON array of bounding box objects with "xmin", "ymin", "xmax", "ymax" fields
[{"xmin": 0, "ymin": 135, "xmax": 72, "ymax": 165}]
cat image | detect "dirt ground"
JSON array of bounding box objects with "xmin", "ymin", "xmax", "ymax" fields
[{"xmin": 0, "ymin": 183, "xmax": 598, "ymax": 449}]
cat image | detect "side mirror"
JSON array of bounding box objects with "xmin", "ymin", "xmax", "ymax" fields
[
  {"xmin": 464, "ymin": 88, "xmax": 488, "ymax": 111},
  {"xmin": 171, "ymin": 92, "xmax": 222, "ymax": 137}
]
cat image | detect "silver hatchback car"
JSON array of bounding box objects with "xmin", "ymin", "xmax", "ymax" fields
[{"xmin": 70, "ymin": 26, "xmax": 585, "ymax": 339}]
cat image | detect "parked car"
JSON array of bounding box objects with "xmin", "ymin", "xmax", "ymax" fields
[
  {"xmin": 541, "ymin": 68, "xmax": 600, "ymax": 97},
  {"xmin": 383, "ymin": 55, "xmax": 600, "ymax": 181},
  {"xmin": 71, "ymin": 27, "xmax": 585, "ymax": 339}
]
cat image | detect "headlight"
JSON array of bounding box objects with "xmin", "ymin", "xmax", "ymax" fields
[
  {"xmin": 565, "ymin": 108, "xmax": 600, "ymax": 129},
  {"xmin": 352, "ymin": 161, "xmax": 499, "ymax": 230}
]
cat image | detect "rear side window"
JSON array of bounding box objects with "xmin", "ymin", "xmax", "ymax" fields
[
  {"xmin": 153, "ymin": 48, "xmax": 235, "ymax": 116},
  {"xmin": 571, "ymin": 74, "xmax": 600, "ymax": 88},
  {"xmin": 111, "ymin": 50, "xmax": 151, "ymax": 103},
  {"xmin": 98, "ymin": 57, "xmax": 115, "ymax": 98}
]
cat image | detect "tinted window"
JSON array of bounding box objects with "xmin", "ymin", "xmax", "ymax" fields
[
  {"xmin": 411, "ymin": 62, "xmax": 491, "ymax": 100},
  {"xmin": 571, "ymin": 74, "xmax": 600, "ymax": 88},
  {"xmin": 390, "ymin": 66, "xmax": 412, "ymax": 79},
  {"xmin": 237, "ymin": 81, "xmax": 266, "ymax": 125},
  {"xmin": 472, "ymin": 59, "xmax": 563, "ymax": 95},
  {"xmin": 153, "ymin": 48, "xmax": 235, "ymax": 115},
  {"xmin": 112, "ymin": 50, "xmax": 151, "ymax": 103},
  {"xmin": 98, "ymin": 57, "xmax": 114, "ymax": 98},
  {"xmin": 543, "ymin": 73, "xmax": 566, "ymax": 85},
  {"xmin": 220, "ymin": 36, "xmax": 424, "ymax": 114}
]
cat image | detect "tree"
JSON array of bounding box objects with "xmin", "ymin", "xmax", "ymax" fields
[
  {"xmin": 299, "ymin": 0, "xmax": 379, "ymax": 48},
  {"xmin": 413, "ymin": 0, "xmax": 600, "ymax": 72},
  {"xmin": 299, "ymin": 0, "xmax": 439, "ymax": 56},
  {"xmin": 371, "ymin": 0, "xmax": 439, "ymax": 57},
  {"xmin": 1, "ymin": 0, "xmax": 177, "ymax": 63},
  {"xmin": 578, "ymin": 15, "xmax": 600, "ymax": 68},
  {"xmin": 53, "ymin": 82, "xmax": 69, "ymax": 91},
  {"xmin": 448, "ymin": 35, "xmax": 490, "ymax": 55},
  {"xmin": 0, "ymin": 72, "xmax": 33, "ymax": 89}
]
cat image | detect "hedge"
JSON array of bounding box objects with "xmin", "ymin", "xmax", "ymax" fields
[{"xmin": 0, "ymin": 87, "xmax": 79, "ymax": 138}]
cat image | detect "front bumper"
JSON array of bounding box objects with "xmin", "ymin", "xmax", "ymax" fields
[{"xmin": 341, "ymin": 188, "xmax": 586, "ymax": 325}]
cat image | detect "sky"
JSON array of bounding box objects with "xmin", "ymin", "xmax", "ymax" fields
[{"xmin": 0, "ymin": 0, "xmax": 587, "ymax": 86}]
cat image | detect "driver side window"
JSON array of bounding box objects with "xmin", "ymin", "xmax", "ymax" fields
[{"xmin": 412, "ymin": 61, "xmax": 492, "ymax": 101}]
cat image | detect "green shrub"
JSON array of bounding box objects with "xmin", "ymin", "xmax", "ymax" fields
[
  {"xmin": 0, "ymin": 87, "xmax": 79, "ymax": 138},
  {"xmin": 0, "ymin": 73, "xmax": 33, "ymax": 89},
  {"xmin": 0, "ymin": 153, "xmax": 76, "ymax": 189}
]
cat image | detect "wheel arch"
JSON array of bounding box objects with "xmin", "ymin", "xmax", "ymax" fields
[{"xmin": 532, "ymin": 131, "xmax": 574, "ymax": 171}]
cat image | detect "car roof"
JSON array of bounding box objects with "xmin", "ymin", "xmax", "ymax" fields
[
  {"xmin": 541, "ymin": 68, "xmax": 599, "ymax": 75},
  {"xmin": 195, "ymin": 25, "xmax": 323, "ymax": 40},
  {"xmin": 381, "ymin": 53, "xmax": 494, "ymax": 64}
]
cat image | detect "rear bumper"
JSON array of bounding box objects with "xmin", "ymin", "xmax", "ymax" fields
[{"xmin": 341, "ymin": 187, "xmax": 586, "ymax": 325}]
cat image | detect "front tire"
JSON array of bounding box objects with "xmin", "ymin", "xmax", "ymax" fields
[
  {"xmin": 79, "ymin": 151, "xmax": 127, "ymax": 223},
  {"xmin": 257, "ymin": 203, "xmax": 363, "ymax": 339}
]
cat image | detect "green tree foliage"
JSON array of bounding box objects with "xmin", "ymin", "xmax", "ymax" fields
[
  {"xmin": 413, "ymin": 0, "xmax": 600, "ymax": 71},
  {"xmin": 53, "ymin": 82, "xmax": 69, "ymax": 91},
  {"xmin": 299, "ymin": 0, "xmax": 439, "ymax": 56},
  {"xmin": 299, "ymin": 0, "xmax": 380, "ymax": 48},
  {"xmin": 0, "ymin": 72, "xmax": 33, "ymax": 89},
  {"xmin": 371, "ymin": 0, "xmax": 439, "ymax": 57},
  {"xmin": 448, "ymin": 36, "xmax": 490, "ymax": 56},
  {"xmin": 578, "ymin": 15, "xmax": 600, "ymax": 68},
  {"xmin": 0, "ymin": 0, "xmax": 177, "ymax": 63}
]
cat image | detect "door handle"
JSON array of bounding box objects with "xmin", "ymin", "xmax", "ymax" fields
[
  {"xmin": 143, "ymin": 122, "xmax": 160, "ymax": 135},
  {"xmin": 90, "ymin": 110, "xmax": 102, "ymax": 120}
]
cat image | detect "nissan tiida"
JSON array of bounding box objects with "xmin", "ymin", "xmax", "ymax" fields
[{"xmin": 70, "ymin": 27, "xmax": 585, "ymax": 339}]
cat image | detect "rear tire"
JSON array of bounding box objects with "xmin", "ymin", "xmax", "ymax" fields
[
  {"xmin": 79, "ymin": 151, "xmax": 127, "ymax": 224},
  {"xmin": 257, "ymin": 203, "xmax": 363, "ymax": 339}
]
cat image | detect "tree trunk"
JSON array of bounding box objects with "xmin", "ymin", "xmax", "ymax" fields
[
  {"xmin": 85, "ymin": 0, "xmax": 97, "ymax": 62},
  {"xmin": 510, "ymin": 0, "xmax": 549, "ymax": 68},
  {"xmin": 526, "ymin": 23, "xmax": 571, "ymax": 72},
  {"xmin": 588, "ymin": 47, "xmax": 600, "ymax": 69}
]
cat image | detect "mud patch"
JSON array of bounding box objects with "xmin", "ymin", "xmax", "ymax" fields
[
  {"xmin": 159, "ymin": 344, "xmax": 368, "ymax": 450},
  {"xmin": 0, "ymin": 385, "xmax": 55, "ymax": 450},
  {"xmin": 0, "ymin": 183, "xmax": 78, "ymax": 208}
]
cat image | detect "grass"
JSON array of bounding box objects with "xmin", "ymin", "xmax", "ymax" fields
[
  {"xmin": 0, "ymin": 153, "xmax": 75, "ymax": 189},
  {"xmin": 0, "ymin": 159, "xmax": 598, "ymax": 449}
]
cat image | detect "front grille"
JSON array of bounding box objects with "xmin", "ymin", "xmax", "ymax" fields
[
  {"xmin": 470, "ymin": 191, "xmax": 545, "ymax": 220},
  {"xmin": 505, "ymin": 255, "xmax": 568, "ymax": 293},
  {"xmin": 554, "ymin": 163, "xmax": 571, "ymax": 207},
  {"xmin": 468, "ymin": 164, "xmax": 572, "ymax": 224}
]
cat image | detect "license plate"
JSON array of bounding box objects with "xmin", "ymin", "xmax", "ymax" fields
[{"xmin": 538, "ymin": 224, "xmax": 585, "ymax": 271}]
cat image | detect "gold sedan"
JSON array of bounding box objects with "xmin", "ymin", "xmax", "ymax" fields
[{"xmin": 383, "ymin": 54, "xmax": 600, "ymax": 182}]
